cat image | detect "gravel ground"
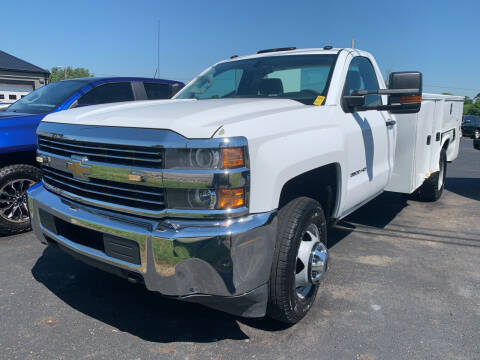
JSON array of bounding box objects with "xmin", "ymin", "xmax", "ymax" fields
[{"xmin": 1, "ymin": 138, "xmax": 479, "ymax": 360}]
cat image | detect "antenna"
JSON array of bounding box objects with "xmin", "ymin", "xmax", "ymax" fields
[
  {"xmin": 154, "ymin": 20, "xmax": 160, "ymax": 78},
  {"xmin": 351, "ymin": 38, "xmax": 355, "ymax": 49}
]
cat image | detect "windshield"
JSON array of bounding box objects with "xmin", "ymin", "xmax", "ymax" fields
[
  {"xmin": 7, "ymin": 79, "xmax": 92, "ymax": 114},
  {"xmin": 176, "ymin": 54, "xmax": 337, "ymax": 105},
  {"xmin": 463, "ymin": 115, "xmax": 480, "ymax": 124}
]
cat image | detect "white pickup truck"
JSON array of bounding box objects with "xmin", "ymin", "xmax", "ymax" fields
[{"xmin": 28, "ymin": 47, "xmax": 463, "ymax": 324}]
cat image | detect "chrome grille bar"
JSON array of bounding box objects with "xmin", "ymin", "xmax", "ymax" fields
[
  {"xmin": 42, "ymin": 167, "xmax": 165, "ymax": 211},
  {"xmin": 38, "ymin": 136, "xmax": 163, "ymax": 168}
]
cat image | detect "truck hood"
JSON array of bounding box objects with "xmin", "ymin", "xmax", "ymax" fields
[{"xmin": 42, "ymin": 98, "xmax": 305, "ymax": 138}]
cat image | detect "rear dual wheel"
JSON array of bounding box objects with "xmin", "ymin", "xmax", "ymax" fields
[
  {"xmin": 417, "ymin": 149, "xmax": 447, "ymax": 202},
  {"xmin": 267, "ymin": 197, "xmax": 328, "ymax": 324}
]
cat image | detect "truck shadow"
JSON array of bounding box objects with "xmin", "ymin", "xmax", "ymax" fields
[
  {"xmin": 329, "ymin": 177, "xmax": 480, "ymax": 248},
  {"xmin": 31, "ymin": 246, "xmax": 288, "ymax": 343},
  {"xmin": 328, "ymin": 191, "xmax": 409, "ymax": 247},
  {"xmin": 444, "ymin": 177, "xmax": 480, "ymax": 201}
]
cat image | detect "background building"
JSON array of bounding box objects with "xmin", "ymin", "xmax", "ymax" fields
[{"xmin": 0, "ymin": 50, "xmax": 49, "ymax": 105}]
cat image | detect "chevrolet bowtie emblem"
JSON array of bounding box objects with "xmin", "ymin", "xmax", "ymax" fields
[{"xmin": 66, "ymin": 156, "xmax": 90, "ymax": 180}]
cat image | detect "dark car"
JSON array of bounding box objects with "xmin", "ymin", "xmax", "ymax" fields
[
  {"xmin": 462, "ymin": 115, "xmax": 480, "ymax": 139},
  {"xmin": 474, "ymin": 139, "xmax": 480, "ymax": 150},
  {"xmin": 0, "ymin": 77, "xmax": 184, "ymax": 235}
]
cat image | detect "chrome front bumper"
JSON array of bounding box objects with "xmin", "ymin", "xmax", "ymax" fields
[{"xmin": 28, "ymin": 183, "xmax": 277, "ymax": 317}]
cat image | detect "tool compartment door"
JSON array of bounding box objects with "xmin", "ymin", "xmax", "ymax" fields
[
  {"xmin": 442, "ymin": 99, "xmax": 463, "ymax": 162},
  {"xmin": 385, "ymin": 98, "xmax": 437, "ymax": 194},
  {"xmin": 413, "ymin": 98, "xmax": 437, "ymax": 191}
]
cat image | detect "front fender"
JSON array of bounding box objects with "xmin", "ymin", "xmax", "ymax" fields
[{"xmin": 248, "ymin": 126, "xmax": 346, "ymax": 213}]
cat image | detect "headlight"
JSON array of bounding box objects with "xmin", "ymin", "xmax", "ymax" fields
[
  {"xmin": 190, "ymin": 149, "xmax": 220, "ymax": 168},
  {"xmin": 166, "ymin": 187, "xmax": 245, "ymax": 210},
  {"xmin": 163, "ymin": 139, "xmax": 248, "ymax": 214},
  {"xmin": 164, "ymin": 147, "xmax": 245, "ymax": 169},
  {"xmin": 167, "ymin": 188, "xmax": 217, "ymax": 210}
]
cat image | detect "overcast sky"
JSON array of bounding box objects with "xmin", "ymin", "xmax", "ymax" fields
[{"xmin": 3, "ymin": 0, "xmax": 479, "ymax": 97}]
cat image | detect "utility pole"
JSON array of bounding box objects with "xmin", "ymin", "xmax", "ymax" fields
[{"xmin": 351, "ymin": 38, "xmax": 355, "ymax": 49}]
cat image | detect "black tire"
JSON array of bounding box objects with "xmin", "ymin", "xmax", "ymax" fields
[
  {"xmin": 417, "ymin": 149, "xmax": 447, "ymax": 202},
  {"xmin": 0, "ymin": 164, "xmax": 41, "ymax": 236},
  {"xmin": 267, "ymin": 197, "xmax": 327, "ymax": 324}
]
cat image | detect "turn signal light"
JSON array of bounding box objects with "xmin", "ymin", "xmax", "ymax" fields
[
  {"xmin": 221, "ymin": 148, "xmax": 244, "ymax": 168},
  {"xmin": 218, "ymin": 188, "xmax": 245, "ymax": 209},
  {"xmin": 400, "ymin": 95, "xmax": 421, "ymax": 104}
]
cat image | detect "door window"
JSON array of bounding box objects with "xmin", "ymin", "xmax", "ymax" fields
[
  {"xmin": 144, "ymin": 82, "xmax": 171, "ymax": 99},
  {"xmin": 343, "ymin": 57, "xmax": 382, "ymax": 107},
  {"xmin": 77, "ymin": 82, "xmax": 134, "ymax": 106}
]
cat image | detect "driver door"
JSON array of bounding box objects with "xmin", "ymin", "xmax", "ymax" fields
[{"xmin": 339, "ymin": 55, "xmax": 394, "ymax": 213}]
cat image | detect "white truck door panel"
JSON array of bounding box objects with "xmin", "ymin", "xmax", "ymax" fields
[
  {"xmin": 338, "ymin": 55, "xmax": 392, "ymax": 214},
  {"xmin": 341, "ymin": 111, "xmax": 391, "ymax": 209}
]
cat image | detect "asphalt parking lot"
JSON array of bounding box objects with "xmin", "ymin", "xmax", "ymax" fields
[{"xmin": 1, "ymin": 139, "xmax": 479, "ymax": 360}]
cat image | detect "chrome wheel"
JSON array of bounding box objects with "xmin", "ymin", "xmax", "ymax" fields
[
  {"xmin": 0, "ymin": 179, "xmax": 35, "ymax": 223},
  {"xmin": 295, "ymin": 223, "xmax": 328, "ymax": 299}
]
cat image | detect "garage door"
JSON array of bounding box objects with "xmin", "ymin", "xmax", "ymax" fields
[{"xmin": 0, "ymin": 83, "xmax": 33, "ymax": 103}]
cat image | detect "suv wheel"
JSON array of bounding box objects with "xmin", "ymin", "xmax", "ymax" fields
[
  {"xmin": 267, "ymin": 197, "xmax": 328, "ymax": 324},
  {"xmin": 0, "ymin": 165, "xmax": 41, "ymax": 235}
]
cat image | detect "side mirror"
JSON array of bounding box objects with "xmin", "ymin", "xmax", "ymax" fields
[
  {"xmin": 343, "ymin": 95, "xmax": 365, "ymax": 110},
  {"xmin": 388, "ymin": 72, "xmax": 422, "ymax": 114},
  {"xmin": 346, "ymin": 71, "xmax": 423, "ymax": 114}
]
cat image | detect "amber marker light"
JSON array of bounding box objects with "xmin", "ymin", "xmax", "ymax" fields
[
  {"xmin": 221, "ymin": 147, "xmax": 244, "ymax": 168},
  {"xmin": 400, "ymin": 95, "xmax": 422, "ymax": 104},
  {"xmin": 218, "ymin": 188, "xmax": 245, "ymax": 209}
]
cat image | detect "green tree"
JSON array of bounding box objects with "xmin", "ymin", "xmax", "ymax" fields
[
  {"xmin": 49, "ymin": 66, "xmax": 93, "ymax": 82},
  {"xmin": 464, "ymin": 96, "xmax": 480, "ymax": 116}
]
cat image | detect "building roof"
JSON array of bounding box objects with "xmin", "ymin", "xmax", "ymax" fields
[{"xmin": 0, "ymin": 50, "xmax": 49, "ymax": 74}]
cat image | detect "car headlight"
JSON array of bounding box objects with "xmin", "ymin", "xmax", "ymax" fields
[
  {"xmin": 164, "ymin": 147, "xmax": 245, "ymax": 169},
  {"xmin": 163, "ymin": 139, "xmax": 249, "ymax": 213}
]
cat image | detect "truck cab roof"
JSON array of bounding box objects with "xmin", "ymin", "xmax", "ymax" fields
[{"xmin": 222, "ymin": 47, "xmax": 369, "ymax": 63}]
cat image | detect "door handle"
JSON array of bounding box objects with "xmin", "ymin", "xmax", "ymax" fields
[{"xmin": 385, "ymin": 120, "xmax": 396, "ymax": 127}]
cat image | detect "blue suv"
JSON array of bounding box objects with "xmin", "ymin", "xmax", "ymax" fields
[{"xmin": 0, "ymin": 77, "xmax": 184, "ymax": 235}]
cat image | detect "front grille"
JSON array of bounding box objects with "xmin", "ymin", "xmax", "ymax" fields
[
  {"xmin": 42, "ymin": 166, "xmax": 165, "ymax": 211},
  {"xmin": 38, "ymin": 136, "xmax": 164, "ymax": 168}
]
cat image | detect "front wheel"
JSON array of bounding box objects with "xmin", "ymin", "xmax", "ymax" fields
[
  {"xmin": 0, "ymin": 165, "xmax": 41, "ymax": 235},
  {"xmin": 267, "ymin": 197, "xmax": 328, "ymax": 324},
  {"xmin": 417, "ymin": 149, "xmax": 447, "ymax": 202}
]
